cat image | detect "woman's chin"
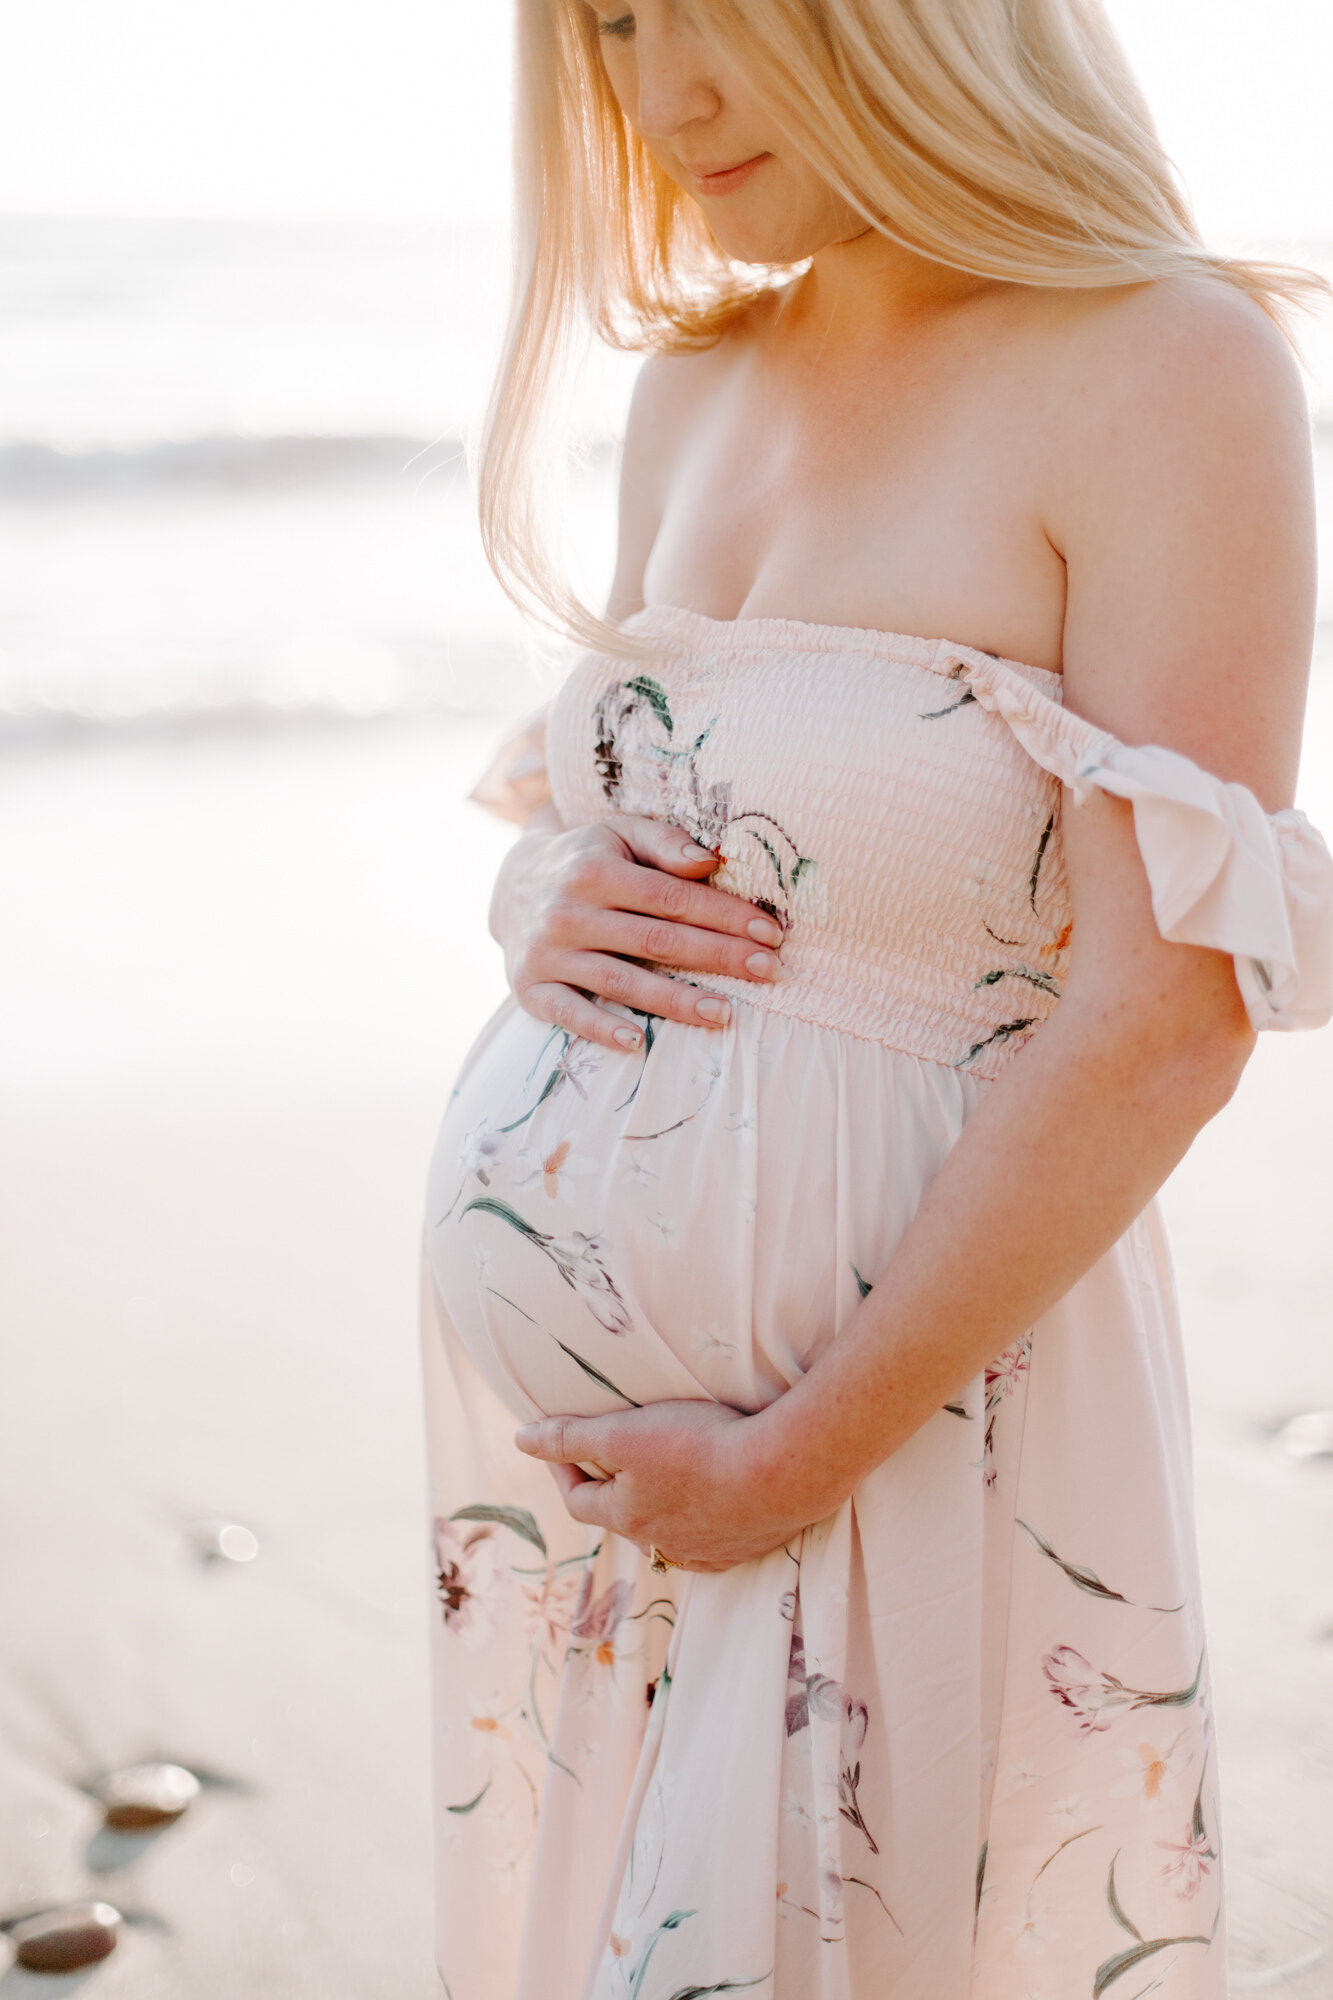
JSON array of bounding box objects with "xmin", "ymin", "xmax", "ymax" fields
[{"xmin": 701, "ymin": 212, "xmax": 824, "ymax": 268}]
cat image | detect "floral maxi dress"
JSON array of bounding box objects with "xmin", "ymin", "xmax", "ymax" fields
[{"xmin": 421, "ymin": 605, "xmax": 1333, "ymax": 2000}]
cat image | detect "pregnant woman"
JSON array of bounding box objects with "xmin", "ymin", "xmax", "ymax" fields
[{"xmin": 422, "ymin": 2, "xmax": 1332, "ymax": 1994}]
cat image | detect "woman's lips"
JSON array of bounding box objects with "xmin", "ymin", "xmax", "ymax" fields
[{"xmin": 683, "ymin": 153, "xmax": 770, "ymax": 196}]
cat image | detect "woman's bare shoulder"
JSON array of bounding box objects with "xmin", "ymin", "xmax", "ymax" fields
[
  {"xmin": 1042, "ymin": 274, "xmax": 1317, "ymax": 805},
  {"xmin": 620, "ymin": 344, "xmax": 720, "ymax": 475},
  {"xmin": 1044, "ymin": 272, "xmax": 1311, "ymax": 489},
  {"xmin": 606, "ymin": 293, "xmax": 776, "ymax": 618},
  {"xmin": 627, "ymin": 288, "xmax": 779, "ymax": 451}
]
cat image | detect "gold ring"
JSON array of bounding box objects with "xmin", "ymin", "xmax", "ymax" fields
[{"xmin": 649, "ymin": 1545, "xmax": 685, "ymax": 1574}]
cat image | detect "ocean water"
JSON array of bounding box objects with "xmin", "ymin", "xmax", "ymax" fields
[
  {"xmin": 0, "ymin": 215, "xmax": 632, "ymax": 728},
  {"xmin": 0, "ymin": 214, "xmax": 1329, "ymax": 729}
]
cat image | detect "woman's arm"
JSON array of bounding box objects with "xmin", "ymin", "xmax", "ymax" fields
[{"xmin": 516, "ymin": 278, "xmax": 1319, "ymax": 1563}]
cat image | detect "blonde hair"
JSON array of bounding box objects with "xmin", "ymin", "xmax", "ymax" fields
[{"xmin": 480, "ymin": 0, "xmax": 1323, "ymax": 652}]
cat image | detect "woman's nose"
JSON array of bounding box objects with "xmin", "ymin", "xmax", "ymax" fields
[{"xmin": 631, "ymin": 17, "xmax": 721, "ymax": 141}]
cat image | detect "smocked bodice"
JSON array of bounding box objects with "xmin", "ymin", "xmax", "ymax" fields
[{"xmin": 541, "ymin": 605, "xmax": 1333, "ymax": 1076}]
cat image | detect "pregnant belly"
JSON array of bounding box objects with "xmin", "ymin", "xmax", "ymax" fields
[{"xmin": 423, "ymin": 996, "xmax": 982, "ymax": 1426}]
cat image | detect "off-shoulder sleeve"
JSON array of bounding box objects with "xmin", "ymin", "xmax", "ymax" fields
[
  {"xmin": 467, "ymin": 704, "xmax": 555, "ymax": 826},
  {"xmin": 956, "ymin": 650, "xmax": 1333, "ymax": 1034}
]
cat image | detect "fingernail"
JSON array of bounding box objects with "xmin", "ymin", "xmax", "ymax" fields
[
  {"xmin": 745, "ymin": 952, "xmax": 778, "ymax": 979},
  {"xmin": 514, "ymin": 1425, "xmax": 538, "ymax": 1451},
  {"xmin": 747, "ymin": 917, "xmax": 783, "ymax": 946},
  {"xmin": 679, "ymin": 839, "xmax": 708, "ymax": 861},
  {"xmin": 614, "ymin": 1026, "xmax": 641, "ymax": 1049},
  {"xmin": 696, "ymin": 996, "xmax": 730, "ymax": 1025}
]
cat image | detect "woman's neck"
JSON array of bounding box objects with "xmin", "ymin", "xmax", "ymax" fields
[{"xmin": 776, "ymin": 225, "xmax": 1004, "ymax": 350}]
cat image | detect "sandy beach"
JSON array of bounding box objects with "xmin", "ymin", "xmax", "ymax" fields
[
  {"xmin": 0, "ymin": 668, "xmax": 1330, "ymax": 1994},
  {"xmin": 0, "ymin": 716, "xmax": 513, "ymax": 1996}
]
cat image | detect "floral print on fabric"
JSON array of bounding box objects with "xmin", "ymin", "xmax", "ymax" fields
[
  {"xmin": 915, "ymin": 659, "xmax": 1075, "ymax": 1068},
  {"xmin": 430, "ymin": 1493, "xmax": 677, "ymax": 1884},
  {"xmin": 594, "ymin": 673, "xmax": 815, "ymax": 935},
  {"xmin": 419, "ymin": 612, "xmax": 1251, "ymax": 1999}
]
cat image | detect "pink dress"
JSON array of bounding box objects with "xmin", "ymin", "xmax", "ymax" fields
[{"xmin": 421, "ymin": 605, "xmax": 1333, "ymax": 2000}]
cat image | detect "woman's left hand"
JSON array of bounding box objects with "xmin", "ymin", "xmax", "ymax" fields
[{"xmin": 514, "ymin": 1400, "xmax": 827, "ymax": 1572}]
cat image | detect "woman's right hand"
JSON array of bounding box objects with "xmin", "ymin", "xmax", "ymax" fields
[{"xmin": 490, "ymin": 814, "xmax": 786, "ymax": 1053}]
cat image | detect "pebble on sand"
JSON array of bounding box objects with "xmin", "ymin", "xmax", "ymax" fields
[
  {"xmin": 11, "ymin": 1902, "xmax": 121, "ymax": 1971},
  {"xmin": 98, "ymin": 1761, "xmax": 201, "ymax": 1829},
  {"xmin": 1276, "ymin": 1411, "xmax": 1333, "ymax": 1461},
  {"xmin": 191, "ymin": 1520, "xmax": 260, "ymax": 1564}
]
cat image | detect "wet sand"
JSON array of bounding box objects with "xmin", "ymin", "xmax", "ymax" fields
[{"xmin": 0, "ymin": 687, "xmax": 1330, "ymax": 1993}]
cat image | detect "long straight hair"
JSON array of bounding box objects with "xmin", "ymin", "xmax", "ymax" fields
[{"xmin": 479, "ymin": 0, "xmax": 1322, "ymax": 653}]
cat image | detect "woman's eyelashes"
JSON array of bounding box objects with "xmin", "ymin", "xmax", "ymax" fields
[{"xmin": 598, "ymin": 10, "xmax": 636, "ymax": 38}]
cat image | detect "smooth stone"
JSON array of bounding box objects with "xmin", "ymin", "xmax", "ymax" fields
[
  {"xmin": 97, "ymin": 1760, "xmax": 200, "ymax": 1829},
  {"xmin": 190, "ymin": 1518, "xmax": 259, "ymax": 1563},
  {"xmin": 1276, "ymin": 1410, "xmax": 1333, "ymax": 1460},
  {"xmin": 11, "ymin": 1903, "xmax": 121, "ymax": 1971}
]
